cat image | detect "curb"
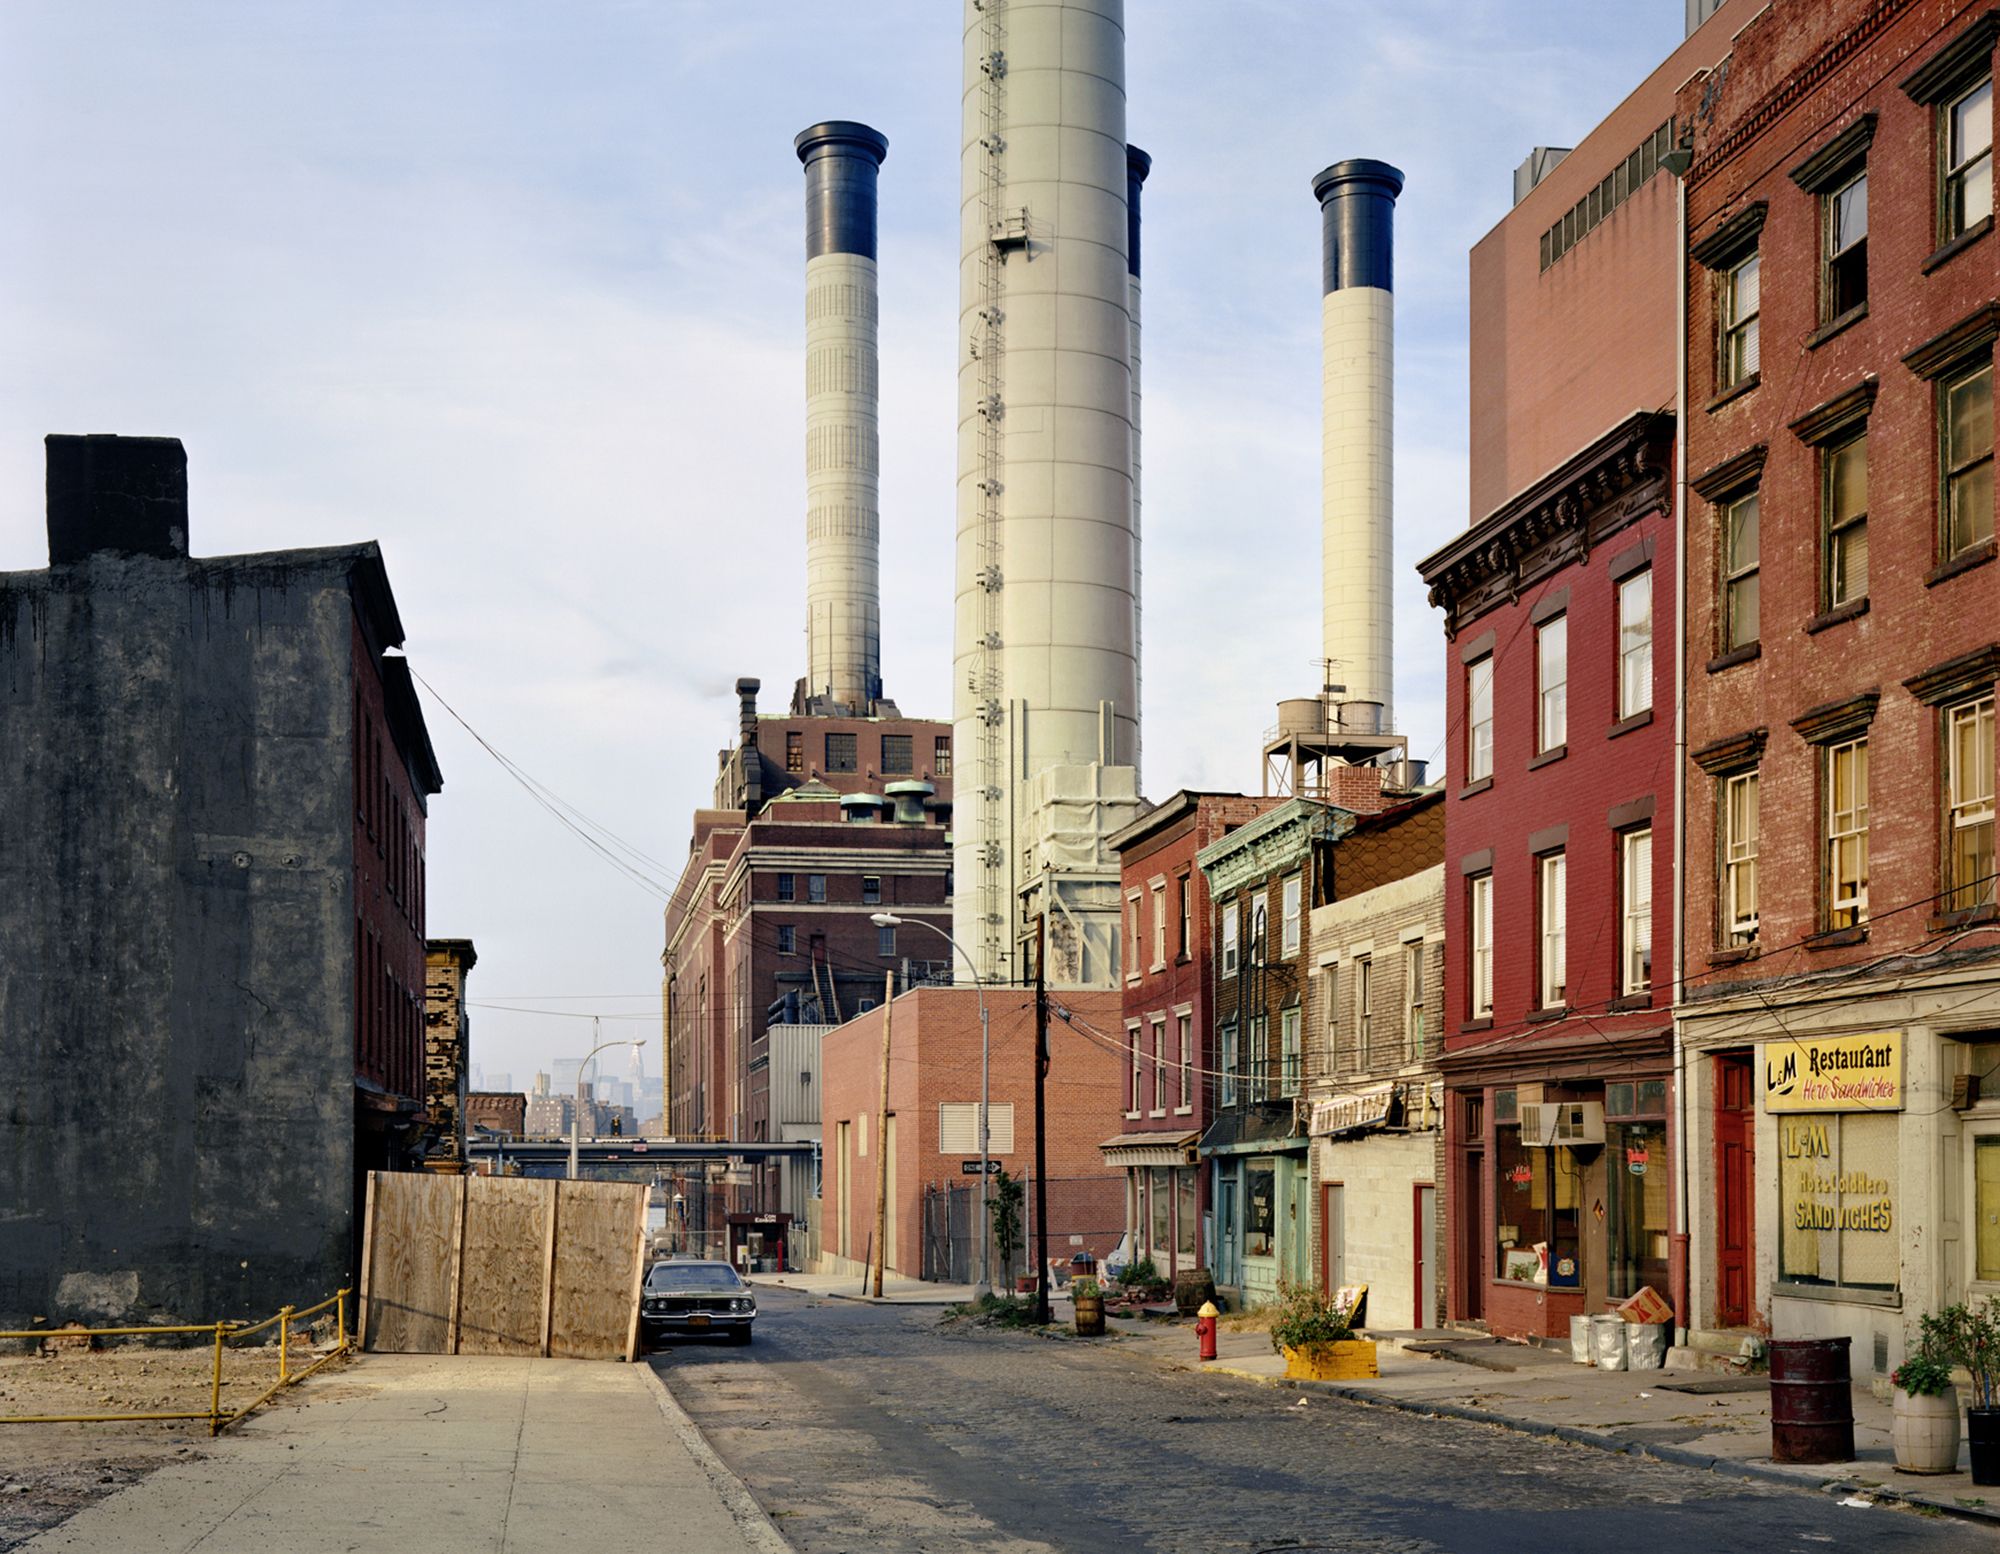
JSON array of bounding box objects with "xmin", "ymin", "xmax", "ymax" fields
[
  {"xmin": 637, "ymin": 1361, "xmax": 796, "ymax": 1553},
  {"xmin": 818, "ymin": 1291, "xmax": 968, "ymax": 1308}
]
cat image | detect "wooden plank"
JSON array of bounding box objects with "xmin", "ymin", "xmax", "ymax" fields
[
  {"xmin": 622, "ymin": 1184, "xmax": 649, "ymax": 1362},
  {"xmin": 455, "ymin": 1176, "xmax": 552, "ymax": 1356},
  {"xmin": 548, "ymin": 1180, "xmax": 646, "ymax": 1361},
  {"xmin": 362, "ymin": 1172, "xmax": 458, "ymax": 1354},
  {"xmin": 357, "ymin": 1171, "xmax": 379, "ymax": 1352},
  {"xmin": 444, "ymin": 1175, "xmax": 468, "ymax": 1355},
  {"xmin": 540, "ymin": 1179, "xmax": 560, "ymax": 1358}
]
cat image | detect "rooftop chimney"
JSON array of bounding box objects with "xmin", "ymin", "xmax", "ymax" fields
[{"xmin": 46, "ymin": 434, "xmax": 189, "ymax": 564}]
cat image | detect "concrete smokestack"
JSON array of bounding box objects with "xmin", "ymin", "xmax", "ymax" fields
[
  {"xmin": 796, "ymin": 121, "xmax": 889, "ymax": 714},
  {"xmin": 953, "ymin": 0, "xmax": 1141, "ymax": 985},
  {"xmin": 1312, "ymin": 159, "xmax": 1403, "ymax": 734},
  {"xmin": 1126, "ymin": 145, "xmax": 1150, "ymax": 779}
]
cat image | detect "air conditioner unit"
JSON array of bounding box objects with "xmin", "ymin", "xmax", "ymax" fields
[
  {"xmin": 1518, "ymin": 1102, "xmax": 1561, "ymax": 1146},
  {"xmin": 1552, "ymin": 1101, "xmax": 1606, "ymax": 1146}
]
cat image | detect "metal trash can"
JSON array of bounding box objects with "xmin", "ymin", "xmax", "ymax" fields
[
  {"xmin": 1570, "ymin": 1314, "xmax": 1594, "ymax": 1365},
  {"xmin": 1626, "ymin": 1321, "xmax": 1668, "ymax": 1370},
  {"xmin": 1590, "ymin": 1313, "xmax": 1628, "ymax": 1371},
  {"xmin": 1769, "ymin": 1337, "xmax": 1856, "ymax": 1464}
]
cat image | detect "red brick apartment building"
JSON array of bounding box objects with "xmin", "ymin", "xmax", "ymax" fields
[
  {"xmin": 1417, "ymin": 2, "xmax": 1766, "ymax": 1341},
  {"xmin": 818, "ymin": 987, "xmax": 1125, "ymax": 1283},
  {"xmin": 1673, "ymin": 0, "xmax": 1999, "ymax": 1376},
  {"xmin": 1101, "ymin": 793, "xmax": 1281, "ymax": 1281}
]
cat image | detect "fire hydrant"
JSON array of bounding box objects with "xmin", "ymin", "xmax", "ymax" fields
[{"xmin": 1196, "ymin": 1299, "xmax": 1219, "ymax": 1362}]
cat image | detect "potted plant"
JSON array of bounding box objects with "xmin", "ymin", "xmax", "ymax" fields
[
  {"xmin": 1891, "ymin": 1314, "xmax": 1962, "ymax": 1475},
  {"xmin": 1939, "ymin": 1300, "xmax": 2000, "ymax": 1485},
  {"xmin": 1072, "ymin": 1276, "xmax": 1105, "ymax": 1337},
  {"xmin": 1269, "ymin": 1278, "xmax": 1376, "ymax": 1381}
]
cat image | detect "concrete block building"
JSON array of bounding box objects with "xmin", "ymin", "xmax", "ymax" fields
[{"xmin": 0, "ymin": 434, "xmax": 441, "ymax": 1325}]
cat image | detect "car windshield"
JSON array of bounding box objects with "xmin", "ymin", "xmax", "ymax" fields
[{"xmin": 647, "ymin": 1262, "xmax": 743, "ymax": 1290}]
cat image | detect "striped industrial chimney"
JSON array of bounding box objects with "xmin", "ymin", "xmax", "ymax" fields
[
  {"xmin": 1313, "ymin": 159, "xmax": 1403, "ymax": 734},
  {"xmin": 796, "ymin": 121, "xmax": 889, "ymax": 714}
]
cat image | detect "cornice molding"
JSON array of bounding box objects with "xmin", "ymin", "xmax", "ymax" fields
[
  {"xmin": 1787, "ymin": 113, "xmax": 1877, "ymax": 193},
  {"xmin": 1197, "ymin": 800, "xmax": 1348, "ymax": 899},
  {"xmin": 1902, "ymin": 11, "xmax": 2000, "ymax": 105},
  {"xmin": 1905, "ymin": 643, "xmax": 2000, "ymax": 707},
  {"xmin": 1690, "ymin": 443, "xmax": 1769, "ymax": 501},
  {"xmin": 1903, "ymin": 301, "xmax": 2000, "ymax": 382},
  {"xmin": 1790, "ymin": 689, "xmax": 1881, "ymax": 746},
  {"xmin": 1689, "ymin": 202, "xmax": 1768, "ymax": 271},
  {"xmin": 1691, "ymin": 727, "xmax": 1769, "ymax": 776},
  {"xmin": 1788, "ymin": 378, "xmax": 1879, "ymax": 446}
]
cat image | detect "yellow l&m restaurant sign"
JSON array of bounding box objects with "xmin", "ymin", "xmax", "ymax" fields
[{"xmin": 1762, "ymin": 1031, "xmax": 1903, "ymax": 1114}]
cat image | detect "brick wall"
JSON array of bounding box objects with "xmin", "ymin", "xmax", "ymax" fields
[{"xmin": 421, "ymin": 939, "xmax": 476, "ymax": 1170}]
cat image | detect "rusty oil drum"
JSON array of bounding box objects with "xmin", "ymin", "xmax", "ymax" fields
[{"xmin": 1769, "ymin": 1337, "xmax": 1856, "ymax": 1464}]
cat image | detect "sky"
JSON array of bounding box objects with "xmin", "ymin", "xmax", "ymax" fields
[{"xmin": 0, "ymin": 1, "xmax": 1695, "ymax": 1094}]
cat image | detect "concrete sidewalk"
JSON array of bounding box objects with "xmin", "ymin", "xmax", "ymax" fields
[
  {"xmin": 1103, "ymin": 1312, "xmax": 2000, "ymax": 1525},
  {"xmin": 20, "ymin": 1353, "xmax": 789, "ymax": 1553},
  {"xmin": 748, "ymin": 1270, "xmax": 978, "ymax": 1306}
]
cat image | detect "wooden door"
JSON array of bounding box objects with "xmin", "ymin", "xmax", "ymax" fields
[
  {"xmin": 1456, "ymin": 1151, "xmax": 1484, "ymax": 1321},
  {"xmin": 1414, "ymin": 1184, "xmax": 1437, "ymax": 1329},
  {"xmin": 1715, "ymin": 1052, "xmax": 1754, "ymax": 1328},
  {"xmin": 1320, "ymin": 1183, "xmax": 1345, "ymax": 1293}
]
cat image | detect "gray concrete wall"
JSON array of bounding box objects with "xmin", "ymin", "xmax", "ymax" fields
[{"xmin": 0, "ymin": 548, "xmax": 362, "ymax": 1326}]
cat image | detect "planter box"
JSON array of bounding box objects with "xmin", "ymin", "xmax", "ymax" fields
[
  {"xmin": 1283, "ymin": 1340, "xmax": 1378, "ymax": 1381},
  {"xmin": 1892, "ymin": 1388, "xmax": 1962, "ymax": 1475}
]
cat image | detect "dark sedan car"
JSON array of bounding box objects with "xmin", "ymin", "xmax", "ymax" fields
[{"xmin": 640, "ymin": 1259, "xmax": 757, "ymax": 1344}]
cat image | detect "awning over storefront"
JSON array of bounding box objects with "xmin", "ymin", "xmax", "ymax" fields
[
  {"xmin": 1196, "ymin": 1105, "xmax": 1306, "ymax": 1158},
  {"xmin": 1097, "ymin": 1129, "xmax": 1199, "ymax": 1168}
]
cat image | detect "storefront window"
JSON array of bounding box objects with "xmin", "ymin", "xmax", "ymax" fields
[
  {"xmin": 1778, "ymin": 1111, "xmax": 1896, "ymax": 1290},
  {"xmin": 1495, "ymin": 1127, "xmax": 1581, "ymax": 1286},
  {"xmin": 1606, "ymin": 1120, "xmax": 1670, "ymax": 1298},
  {"xmin": 1246, "ymin": 1159, "xmax": 1276, "ymax": 1258},
  {"xmin": 1177, "ymin": 1171, "xmax": 1197, "ymax": 1263},
  {"xmin": 1150, "ymin": 1166, "xmax": 1173, "ymax": 1264}
]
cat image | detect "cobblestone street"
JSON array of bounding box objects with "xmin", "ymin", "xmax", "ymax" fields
[{"xmin": 654, "ymin": 1291, "xmax": 1992, "ymax": 1554}]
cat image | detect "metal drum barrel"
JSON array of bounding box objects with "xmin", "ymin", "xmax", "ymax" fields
[{"xmin": 1769, "ymin": 1337, "xmax": 1856, "ymax": 1464}]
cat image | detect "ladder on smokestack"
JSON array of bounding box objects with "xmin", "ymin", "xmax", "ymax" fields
[{"xmin": 973, "ymin": 0, "xmax": 1009, "ymax": 983}]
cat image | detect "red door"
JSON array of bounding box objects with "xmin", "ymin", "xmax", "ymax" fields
[{"xmin": 1715, "ymin": 1053, "xmax": 1754, "ymax": 1329}]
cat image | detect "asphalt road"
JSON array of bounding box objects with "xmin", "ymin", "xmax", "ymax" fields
[{"xmin": 652, "ymin": 1288, "xmax": 1992, "ymax": 1554}]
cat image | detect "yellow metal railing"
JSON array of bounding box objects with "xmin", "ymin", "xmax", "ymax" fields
[{"xmin": 0, "ymin": 1287, "xmax": 351, "ymax": 1437}]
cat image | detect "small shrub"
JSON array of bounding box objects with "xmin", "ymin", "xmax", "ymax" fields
[
  {"xmin": 1124, "ymin": 1256, "xmax": 1159, "ymax": 1288},
  {"xmin": 1071, "ymin": 1277, "xmax": 1100, "ymax": 1299},
  {"xmin": 1267, "ymin": 1278, "xmax": 1356, "ymax": 1355}
]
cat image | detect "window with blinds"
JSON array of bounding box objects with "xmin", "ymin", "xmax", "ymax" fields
[{"xmin": 938, "ymin": 1102, "xmax": 1015, "ymax": 1155}]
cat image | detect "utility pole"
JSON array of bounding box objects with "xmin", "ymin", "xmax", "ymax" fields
[
  {"xmin": 872, "ymin": 971, "xmax": 893, "ymax": 1299},
  {"xmin": 1033, "ymin": 913, "xmax": 1050, "ymax": 1326}
]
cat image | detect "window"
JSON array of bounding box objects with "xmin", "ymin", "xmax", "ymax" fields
[
  {"xmin": 1128, "ymin": 1026, "xmax": 1143, "ymax": 1115},
  {"xmin": 825, "ymin": 732, "xmax": 858, "ymax": 772},
  {"xmin": 1622, "ymin": 829, "xmax": 1653, "ymax": 994},
  {"xmin": 1824, "ymin": 171, "xmax": 1867, "ymax": 319},
  {"xmin": 1246, "ymin": 1014, "xmax": 1268, "ymax": 1102},
  {"xmin": 1539, "ymin": 853, "xmax": 1567, "ymax": 1008},
  {"xmin": 938, "ymin": 1101, "xmax": 1014, "ymax": 1154},
  {"xmin": 776, "ymin": 924, "xmax": 795, "ymax": 955},
  {"xmin": 1945, "ymin": 362, "xmax": 1994, "ymax": 559},
  {"xmin": 1723, "ymin": 771, "xmax": 1760, "ymax": 946},
  {"xmin": 1537, "ymin": 615, "xmax": 1567, "ymax": 752},
  {"xmin": 1722, "ymin": 491, "xmax": 1760, "ymax": 651},
  {"xmin": 1220, "ymin": 1023, "xmax": 1239, "ymax": 1108},
  {"xmin": 1720, "ymin": 252, "xmax": 1761, "ymax": 387},
  {"xmin": 1281, "ymin": 875, "xmax": 1302, "ymax": 958},
  {"xmin": 1356, "ymin": 959, "xmax": 1373, "ymax": 1067},
  {"xmin": 1470, "ymin": 875, "xmax": 1493, "ymax": 1019},
  {"xmin": 934, "ymin": 735, "xmax": 952, "ymax": 777},
  {"xmin": 1178, "ymin": 875, "xmax": 1191, "ymax": 958},
  {"xmin": 1779, "ymin": 1112, "xmax": 1896, "ymax": 1290},
  {"xmin": 776, "ymin": 872, "xmax": 796, "ymax": 902},
  {"xmin": 785, "ymin": 731, "xmax": 804, "ymax": 774},
  {"xmin": 1824, "ymin": 434, "xmax": 1869, "ymax": 607},
  {"xmin": 1221, "ymin": 902, "xmax": 1240, "ymax": 977},
  {"xmin": 1618, "ymin": 571, "xmax": 1653, "ymax": 718},
  {"xmin": 1126, "ymin": 893, "xmax": 1143, "ymax": 980},
  {"xmin": 877, "ymin": 923, "xmax": 896, "ymax": 958},
  {"xmin": 808, "ymin": 874, "xmax": 827, "ymax": 904},
  {"xmin": 1947, "ymin": 77, "xmax": 1993, "ymax": 239},
  {"xmin": 1324, "ymin": 964, "xmax": 1341, "ymax": 1071},
  {"xmin": 1826, "ymin": 738, "xmax": 1870, "ymax": 929},
  {"xmin": 1151, "ymin": 883, "xmax": 1167, "ymax": 969},
  {"xmin": 1495, "ymin": 1124, "xmax": 1580, "ymax": 1286},
  {"xmin": 880, "ymin": 734, "xmax": 913, "ymax": 774},
  {"xmin": 1245, "ymin": 1158, "xmax": 1276, "ymax": 1258},
  {"xmin": 1403, "ymin": 942, "xmax": 1426, "ymax": 1062},
  {"xmin": 1947, "ymin": 697, "xmax": 1997, "ymax": 914},
  {"xmin": 1177, "ymin": 1013, "xmax": 1193, "ymax": 1110},
  {"xmin": 1280, "ymin": 1007, "xmax": 1301, "ymax": 1097},
  {"xmin": 1466, "ymin": 656, "xmax": 1495, "ymax": 782}
]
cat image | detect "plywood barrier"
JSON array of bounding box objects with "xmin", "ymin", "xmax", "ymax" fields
[{"xmin": 358, "ymin": 1172, "xmax": 644, "ymax": 1361}]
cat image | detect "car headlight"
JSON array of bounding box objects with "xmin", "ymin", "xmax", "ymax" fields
[{"xmin": 732, "ymin": 1298, "xmax": 751, "ymax": 1313}]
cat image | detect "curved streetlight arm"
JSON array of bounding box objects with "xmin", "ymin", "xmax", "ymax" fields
[{"xmin": 569, "ymin": 1034, "xmax": 644, "ymax": 1180}]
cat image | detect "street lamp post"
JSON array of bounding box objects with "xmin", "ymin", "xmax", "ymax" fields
[
  {"xmin": 570, "ymin": 1022, "xmax": 645, "ymax": 1181},
  {"xmin": 872, "ymin": 912, "xmax": 991, "ymax": 1290}
]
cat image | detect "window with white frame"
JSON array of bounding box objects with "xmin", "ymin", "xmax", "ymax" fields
[
  {"xmin": 1220, "ymin": 1022, "xmax": 1239, "ymax": 1108},
  {"xmin": 1151, "ymin": 883, "xmax": 1167, "ymax": 969},
  {"xmin": 1221, "ymin": 901, "xmax": 1239, "ymax": 977},
  {"xmin": 1324, "ymin": 964, "xmax": 1341, "ymax": 1072},
  {"xmin": 862, "ymin": 875, "xmax": 882, "ymax": 906},
  {"xmin": 1151, "ymin": 1017, "xmax": 1168, "ymax": 1113},
  {"xmin": 1723, "ymin": 770, "xmax": 1760, "ymax": 946},
  {"xmin": 808, "ymin": 873, "xmax": 827, "ymax": 903},
  {"xmin": 1823, "ymin": 434, "xmax": 1868, "ymax": 609},
  {"xmin": 1178, "ymin": 875, "xmax": 1191, "ymax": 957},
  {"xmin": 1945, "ymin": 361, "xmax": 1994, "ymax": 560},
  {"xmin": 1247, "ymin": 1013, "xmax": 1268, "ymax": 1102},
  {"xmin": 1723, "ymin": 491, "xmax": 1761, "ymax": 651},
  {"xmin": 1826, "ymin": 738, "xmax": 1869, "ymax": 930},
  {"xmin": 1177, "ymin": 1013, "xmax": 1193, "ymax": 1110},
  {"xmin": 1720, "ymin": 251, "xmax": 1760, "ymax": 387},
  {"xmin": 1126, "ymin": 893, "xmax": 1143, "ymax": 980},
  {"xmin": 1357, "ymin": 956, "xmax": 1373, "ymax": 1067},
  {"xmin": 1621, "ymin": 830, "xmax": 1653, "ymax": 995},
  {"xmin": 1127, "ymin": 1025, "xmax": 1143, "ymax": 1116},
  {"xmin": 1537, "ymin": 615, "xmax": 1567, "ymax": 753},
  {"xmin": 1280, "ymin": 1006, "xmax": 1301, "ymax": 1097},
  {"xmin": 1619, "ymin": 570, "xmax": 1653, "ymax": 718},
  {"xmin": 1539, "ymin": 853, "xmax": 1567, "ymax": 1008},
  {"xmin": 1403, "ymin": 942, "xmax": 1426, "ymax": 1062},
  {"xmin": 1470, "ymin": 875, "xmax": 1494, "ymax": 1018},
  {"xmin": 1947, "ymin": 697, "xmax": 1996, "ymax": 914},
  {"xmin": 1946, "ymin": 76, "xmax": 1992, "ymax": 239},
  {"xmin": 1823, "ymin": 170, "xmax": 1867, "ymax": 320},
  {"xmin": 1467, "ymin": 655, "xmax": 1494, "ymax": 782},
  {"xmin": 1281, "ymin": 875, "xmax": 1302, "ymax": 958}
]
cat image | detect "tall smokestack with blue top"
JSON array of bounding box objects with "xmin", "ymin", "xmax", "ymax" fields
[
  {"xmin": 1313, "ymin": 159, "xmax": 1403, "ymax": 735},
  {"xmin": 797, "ymin": 121, "xmax": 889, "ymax": 714}
]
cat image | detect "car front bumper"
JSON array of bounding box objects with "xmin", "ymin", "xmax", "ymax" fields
[{"xmin": 641, "ymin": 1308, "xmax": 756, "ymax": 1335}]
